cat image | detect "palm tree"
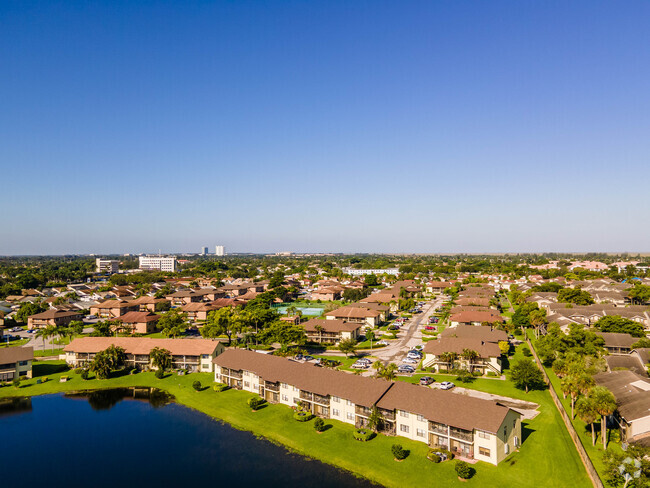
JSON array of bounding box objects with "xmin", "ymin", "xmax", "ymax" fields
[
  {"xmin": 314, "ymin": 324, "xmax": 324, "ymax": 344},
  {"xmin": 439, "ymin": 351, "xmax": 457, "ymax": 372},
  {"xmin": 575, "ymin": 396, "xmax": 599, "ymax": 446},
  {"xmin": 35, "ymin": 327, "xmax": 49, "ymax": 353},
  {"xmin": 150, "ymin": 347, "xmax": 172, "ymax": 372},
  {"xmin": 461, "ymin": 349, "xmax": 479, "ymax": 373},
  {"xmin": 589, "ymin": 386, "xmax": 617, "ymax": 449}
]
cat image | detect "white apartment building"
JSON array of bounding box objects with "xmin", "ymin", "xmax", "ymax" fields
[
  {"xmin": 95, "ymin": 258, "xmax": 119, "ymax": 274},
  {"xmin": 343, "ymin": 267, "xmax": 400, "ymax": 276},
  {"xmin": 138, "ymin": 255, "xmax": 177, "ymax": 272},
  {"xmin": 201, "ymin": 247, "xmax": 208, "ymax": 255},
  {"xmin": 215, "ymin": 245, "xmax": 225, "ymax": 256}
]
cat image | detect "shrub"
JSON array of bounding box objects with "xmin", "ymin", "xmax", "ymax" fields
[
  {"xmin": 352, "ymin": 428, "xmax": 374, "ymax": 442},
  {"xmin": 247, "ymin": 397, "xmax": 265, "ymax": 411},
  {"xmin": 428, "ymin": 448, "xmax": 453, "ymax": 462},
  {"xmin": 80, "ymin": 370, "xmax": 89, "ymax": 380},
  {"xmin": 154, "ymin": 369, "xmax": 164, "ymax": 379},
  {"xmin": 313, "ymin": 417, "xmax": 325, "ymax": 432},
  {"xmin": 192, "ymin": 380, "xmax": 202, "ymax": 391},
  {"xmin": 455, "ymin": 460, "xmax": 473, "ymax": 479},
  {"xmin": 486, "ymin": 371, "xmax": 498, "ymax": 377},
  {"xmin": 391, "ymin": 444, "xmax": 408, "ymax": 460},
  {"xmin": 428, "ymin": 453, "xmax": 441, "ymax": 463},
  {"xmin": 293, "ymin": 410, "xmax": 313, "ymax": 422},
  {"xmin": 74, "ymin": 368, "xmax": 83, "ymax": 374},
  {"xmin": 522, "ymin": 346, "xmax": 532, "ymax": 357},
  {"xmin": 213, "ymin": 383, "xmax": 229, "ymax": 392},
  {"xmin": 12, "ymin": 377, "xmax": 21, "ymax": 388}
]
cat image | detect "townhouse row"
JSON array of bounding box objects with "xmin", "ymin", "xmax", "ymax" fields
[{"xmin": 213, "ymin": 349, "xmax": 521, "ymax": 465}]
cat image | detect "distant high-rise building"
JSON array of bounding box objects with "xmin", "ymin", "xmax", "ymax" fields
[
  {"xmin": 139, "ymin": 255, "xmax": 177, "ymax": 272},
  {"xmin": 200, "ymin": 246, "xmax": 208, "ymax": 255},
  {"xmin": 215, "ymin": 245, "xmax": 225, "ymax": 256},
  {"xmin": 95, "ymin": 258, "xmax": 119, "ymax": 274}
]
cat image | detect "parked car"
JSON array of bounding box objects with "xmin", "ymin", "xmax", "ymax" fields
[
  {"xmin": 406, "ymin": 354, "xmax": 422, "ymax": 361},
  {"xmin": 397, "ymin": 365, "xmax": 415, "ymax": 373},
  {"xmin": 403, "ymin": 358, "xmax": 418, "ymax": 364},
  {"xmin": 377, "ymin": 340, "xmax": 389, "ymax": 346},
  {"xmin": 419, "ymin": 376, "xmax": 434, "ymax": 386},
  {"xmin": 86, "ymin": 315, "xmax": 97, "ymax": 319},
  {"xmin": 294, "ymin": 354, "xmax": 304, "ymax": 360},
  {"xmin": 356, "ymin": 358, "xmax": 372, "ymax": 364},
  {"xmin": 440, "ymin": 381, "xmax": 455, "ymax": 390},
  {"xmin": 424, "ymin": 325, "xmax": 435, "ymax": 331},
  {"xmin": 303, "ymin": 355, "xmax": 314, "ymax": 361},
  {"xmin": 351, "ymin": 362, "xmax": 369, "ymax": 369}
]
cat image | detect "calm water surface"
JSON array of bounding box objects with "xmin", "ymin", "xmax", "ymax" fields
[{"xmin": 0, "ymin": 390, "xmax": 377, "ymax": 488}]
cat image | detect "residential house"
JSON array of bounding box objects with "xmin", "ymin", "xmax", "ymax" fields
[
  {"xmin": 27, "ymin": 309, "xmax": 83, "ymax": 330},
  {"xmin": 63, "ymin": 337, "xmax": 225, "ymax": 372},
  {"xmin": 90, "ymin": 299, "xmax": 140, "ymax": 319},
  {"xmin": 449, "ymin": 311, "xmax": 504, "ymax": 327},
  {"xmin": 116, "ymin": 311, "xmax": 160, "ymax": 334},
  {"xmin": 593, "ymin": 370, "xmax": 650, "ymax": 446},
  {"xmin": 426, "ymin": 281, "xmax": 454, "ymax": 294},
  {"xmin": 181, "ymin": 302, "xmax": 218, "ymax": 322},
  {"xmin": 0, "ymin": 347, "xmax": 33, "ymax": 381},
  {"xmin": 302, "ymin": 318, "xmax": 362, "ymax": 344},
  {"xmin": 324, "ymin": 306, "xmax": 382, "ymax": 327},
  {"xmin": 595, "ymin": 332, "xmax": 638, "ymax": 355}
]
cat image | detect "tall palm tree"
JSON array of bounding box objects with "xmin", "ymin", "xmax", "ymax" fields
[
  {"xmin": 314, "ymin": 324, "xmax": 324, "ymax": 344},
  {"xmin": 461, "ymin": 349, "xmax": 480, "ymax": 374},
  {"xmin": 576, "ymin": 396, "xmax": 598, "ymax": 446},
  {"xmin": 589, "ymin": 386, "xmax": 617, "ymax": 449}
]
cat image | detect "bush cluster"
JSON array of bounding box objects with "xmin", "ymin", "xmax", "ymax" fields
[
  {"xmin": 427, "ymin": 448, "xmax": 453, "ymax": 463},
  {"xmin": 192, "ymin": 380, "xmax": 202, "ymax": 391},
  {"xmin": 313, "ymin": 418, "xmax": 325, "ymax": 432},
  {"xmin": 213, "ymin": 383, "xmax": 229, "ymax": 392},
  {"xmin": 352, "ymin": 428, "xmax": 374, "ymax": 442},
  {"xmin": 455, "ymin": 460, "xmax": 473, "ymax": 479},
  {"xmin": 293, "ymin": 410, "xmax": 313, "ymax": 422},
  {"xmin": 248, "ymin": 397, "xmax": 265, "ymax": 411},
  {"xmin": 391, "ymin": 444, "xmax": 408, "ymax": 460}
]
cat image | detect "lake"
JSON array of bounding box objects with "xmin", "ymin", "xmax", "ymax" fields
[{"xmin": 0, "ymin": 389, "xmax": 377, "ymax": 488}]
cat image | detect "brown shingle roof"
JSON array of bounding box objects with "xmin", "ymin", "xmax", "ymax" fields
[
  {"xmin": 64, "ymin": 337, "xmax": 221, "ymax": 356},
  {"xmin": 28, "ymin": 309, "xmax": 81, "ymax": 319},
  {"xmin": 423, "ymin": 337, "xmax": 502, "ymax": 358},
  {"xmin": 440, "ymin": 325, "xmax": 507, "ymax": 342},
  {"xmin": 0, "ymin": 346, "xmax": 34, "ymax": 363},
  {"xmin": 324, "ymin": 307, "xmax": 380, "ymax": 319},
  {"xmin": 302, "ymin": 318, "xmax": 361, "ymax": 334},
  {"xmin": 117, "ymin": 311, "xmax": 160, "ymax": 323},
  {"xmin": 378, "ymin": 381, "xmax": 513, "ymax": 434},
  {"xmin": 450, "ymin": 311, "xmax": 504, "ymax": 323}
]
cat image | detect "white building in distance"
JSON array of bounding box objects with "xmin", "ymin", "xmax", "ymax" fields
[
  {"xmin": 95, "ymin": 259, "xmax": 119, "ymax": 274},
  {"xmin": 343, "ymin": 267, "xmax": 399, "ymax": 276},
  {"xmin": 215, "ymin": 245, "xmax": 225, "ymax": 256},
  {"xmin": 200, "ymin": 247, "xmax": 208, "ymax": 255},
  {"xmin": 139, "ymin": 256, "xmax": 177, "ymax": 272}
]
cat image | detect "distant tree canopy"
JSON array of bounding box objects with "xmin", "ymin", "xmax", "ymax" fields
[
  {"xmin": 557, "ymin": 288, "xmax": 594, "ymax": 305},
  {"xmin": 594, "ymin": 315, "xmax": 646, "ymax": 337},
  {"xmin": 15, "ymin": 302, "xmax": 48, "ymax": 323},
  {"xmin": 628, "ymin": 284, "xmax": 650, "ymax": 305},
  {"xmin": 531, "ymin": 283, "xmax": 564, "ymax": 293}
]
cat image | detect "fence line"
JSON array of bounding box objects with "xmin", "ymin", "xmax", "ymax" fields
[{"xmin": 526, "ymin": 338, "xmax": 604, "ymax": 488}]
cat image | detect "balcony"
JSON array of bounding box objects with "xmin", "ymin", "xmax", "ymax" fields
[
  {"xmin": 379, "ymin": 408, "xmax": 396, "ymax": 421},
  {"xmin": 355, "ymin": 405, "xmax": 372, "ymax": 417},
  {"xmin": 223, "ymin": 369, "xmax": 242, "ymax": 379},
  {"xmin": 429, "ymin": 421, "xmax": 448, "ymax": 435},
  {"xmin": 313, "ymin": 393, "xmax": 330, "ymax": 405},
  {"xmin": 449, "ymin": 427, "xmax": 473, "ymax": 442},
  {"xmin": 299, "ymin": 391, "xmax": 313, "ymax": 401},
  {"xmin": 264, "ymin": 381, "xmax": 280, "ymax": 392}
]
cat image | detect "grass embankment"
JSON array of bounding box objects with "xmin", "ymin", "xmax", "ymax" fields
[
  {"xmin": 0, "ymin": 358, "xmax": 590, "ymax": 488},
  {"xmin": 527, "ymin": 333, "xmax": 622, "ymax": 482},
  {"xmin": 0, "ymin": 338, "xmax": 30, "ymax": 348}
]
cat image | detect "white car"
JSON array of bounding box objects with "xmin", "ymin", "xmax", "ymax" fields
[
  {"xmin": 440, "ymin": 381, "xmax": 455, "ymax": 390},
  {"xmin": 403, "ymin": 358, "xmax": 418, "ymax": 364}
]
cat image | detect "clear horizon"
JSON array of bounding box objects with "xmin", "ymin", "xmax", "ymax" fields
[{"xmin": 2, "ymin": 1, "xmax": 650, "ymax": 255}]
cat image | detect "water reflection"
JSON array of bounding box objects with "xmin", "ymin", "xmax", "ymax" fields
[
  {"xmin": 65, "ymin": 388, "xmax": 173, "ymax": 411},
  {"xmin": 0, "ymin": 397, "xmax": 32, "ymax": 417}
]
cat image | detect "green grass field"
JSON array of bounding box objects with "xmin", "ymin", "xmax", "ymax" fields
[{"xmin": 0, "ymin": 358, "xmax": 591, "ymax": 488}]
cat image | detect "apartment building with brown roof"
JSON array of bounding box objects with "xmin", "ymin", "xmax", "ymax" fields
[
  {"xmin": 27, "ymin": 309, "xmax": 83, "ymax": 330},
  {"xmin": 0, "ymin": 347, "xmax": 33, "ymax": 381},
  {"xmin": 64, "ymin": 337, "xmax": 225, "ymax": 372},
  {"xmin": 213, "ymin": 349, "xmax": 521, "ymax": 465},
  {"xmin": 301, "ymin": 318, "xmax": 362, "ymax": 344}
]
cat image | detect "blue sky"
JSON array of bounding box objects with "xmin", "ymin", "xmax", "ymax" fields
[{"xmin": 1, "ymin": 1, "xmax": 649, "ymax": 255}]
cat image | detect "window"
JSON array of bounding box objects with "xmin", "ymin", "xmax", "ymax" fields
[
  {"xmin": 333, "ymin": 409, "xmax": 340, "ymax": 417},
  {"xmin": 281, "ymin": 394, "xmax": 288, "ymax": 402},
  {"xmin": 281, "ymin": 383, "xmax": 287, "ymax": 388},
  {"xmin": 503, "ymin": 427, "xmax": 507, "ymax": 437},
  {"xmin": 346, "ymin": 399, "xmax": 353, "ymax": 406},
  {"xmin": 400, "ymin": 410, "xmax": 409, "ymax": 418},
  {"xmin": 331, "ymin": 396, "xmax": 340, "ymax": 403},
  {"xmin": 479, "ymin": 447, "xmax": 491, "ymax": 457},
  {"xmin": 417, "ymin": 414, "xmax": 425, "ymax": 422},
  {"xmin": 18, "ymin": 361, "xmax": 28, "ymax": 366},
  {"xmin": 478, "ymin": 431, "xmax": 490, "ymax": 440},
  {"xmin": 416, "ymin": 429, "xmax": 426, "ymax": 438},
  {"xmin": 347, "ymin": 412, "xmax": 354, "ymax": 420},
  {"xmin": 293, "ymin": 386, "xmax": 299, "ymax": 392},
  {"xmin": 244, "ymin": 381, "xmax": 250, "ymax": 387},
  {"xmin": 202, "ymin": 363, "xmax": 210, "ymax": 369},
  {"xmin": 201, "ymin": 354, "xmax": 209, "ymax": 359},
  {"xmin": 504, "ymin": 444, "xmax": 509, "ymax": 454},
  {"xmin": 513, "ymin": 420, "xmax": 516, "ymax": 428},
  {"xmin": 243, "ymin": 371, "xmax": 249, "ymax": 376},
  {"xmin": 400, "ymin": 425, "xmax": 409, "ymax": 433}
]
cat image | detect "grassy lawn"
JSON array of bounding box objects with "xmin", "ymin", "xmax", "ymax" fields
[
  {"xmin": 0, "ymin": 359, "xmax": 591, "ymax": 488},
  {"xmin": 0, "ymin": 338, "xmax": 30, "ymax": 348},
  {"xmin": 34, "ymin": 348, "xmax": 64, "ymax": 357}
]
